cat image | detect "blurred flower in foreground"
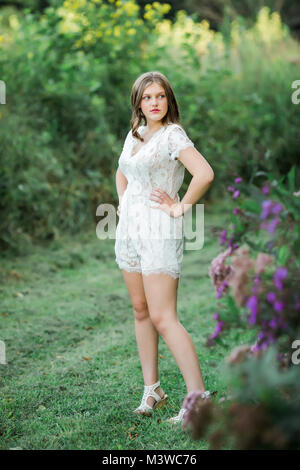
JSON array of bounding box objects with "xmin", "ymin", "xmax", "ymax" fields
[{"xmin": 209, "ymin": 248, "xmax": 233, "ymax": 292}]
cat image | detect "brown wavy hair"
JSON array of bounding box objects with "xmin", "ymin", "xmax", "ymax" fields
[{"xmin": 130, "ymin": 71, "xmax": 181, "ymax": 142}]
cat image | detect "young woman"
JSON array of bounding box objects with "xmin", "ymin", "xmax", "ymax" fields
[{"xmin": 115, "ymin": 71, "xmax": 214, "ymax": 424}]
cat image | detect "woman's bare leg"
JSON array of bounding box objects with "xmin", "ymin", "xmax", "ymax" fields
[
  {"xmin": 121, "ymin": 270, "xmax": 166, "ymax": 406},
  {"xmin": 142, "ymin": 273, "xmax": 206, "ymax": 394}
]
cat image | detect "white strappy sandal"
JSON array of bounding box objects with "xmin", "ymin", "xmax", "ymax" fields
[
  {"xmin": 166, "ymin": 390, "xmax": 211, "ymax": 424},
  {"xmin": 133, "ymin": 380, "xmax": 168, "ymax": 417}
]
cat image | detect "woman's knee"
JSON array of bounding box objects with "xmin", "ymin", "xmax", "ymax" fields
[
  {"xmin": 150, "ymin": 311, "xmax": 178, "ymax": 334},
  {"xmin": 133, "ymin": 299, "xmax": 150, "ymax": 321}
]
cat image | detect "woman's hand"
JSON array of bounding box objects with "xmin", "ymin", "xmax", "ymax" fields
[{"xmin": 149, "ymin": 188, "xmax": 183, "ymax": 218}]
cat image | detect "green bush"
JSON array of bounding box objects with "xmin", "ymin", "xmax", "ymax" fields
[{"xmin": 0, "ymin": 3, "xmax": 299, "ymax": 254}]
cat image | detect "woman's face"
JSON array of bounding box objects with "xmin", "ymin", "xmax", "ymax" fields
[{"xmin": 139, "ymin": 82, "xmax": 168, "ymax": 125}]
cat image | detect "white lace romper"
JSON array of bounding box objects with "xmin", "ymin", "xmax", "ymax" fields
[{"xmin": 114, "ymin": 123, "xmax": 195, "ymax": 279}]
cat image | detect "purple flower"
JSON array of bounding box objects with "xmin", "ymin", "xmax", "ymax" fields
[
  {"xmin": 273, "ymin": 267, "xmax": 288, "ymax": 290},
  {"xmin": 271, "ymin": 203, "xmax": 282, "ymax": 215},
  {"xmin": 233, "ymin": 190, "xmax": 240, "ymax": 199},
  {"xmin": 210, "ymin": 320, "xmax": 225, "ymax": 340},
  {"xmin": 269, "ymin": 317, "xmax": 279, "ymax": 328},
  {"xmin": 267, "ymin": 217, "xmax": 279, "ymax": 233},
  {"xmin": 246, "ymin": 295, "xmax": 258, "ymax": 325},
  {"xmin": 217, "ymin": 281, "xmax": 228, "ymax": 299},
  {"xmin": 234, "ymin": 177, "xmax": 243, "ymax": 183},
  {"xmin": 227, "ymin": 185, "xmax": 235, "ymax": 192},
  {"xmin": 213, "ymin": 312, "xmax": 219, "ymax": 321},
  {"xmin": 219, "ymin": 229, "xmax": 227, "ymax": 245},
  {"xmin": 260, "ymin": 200, "xmax": 283, "ymax": 225},
  {"xmin": 274, "ymin": 301, "xmax": 284, "ymax": 312},
  {"xmin": 260, "ymin": 200, "xmax": 273, "ymax": 220},
  {"xmin": 266, "ymin": 292, "xmax": 276, "ymax": 303},
  {"xmin": 233, "ymin": 207, "xmax": 239, "ymax": 215},
  {"xmin": 227, "ymin": 237, "xmax": 238, "ymax": 250},
  {"xmin": 275, "ymin": 267, "xmax": 288, "ymax": 279}
]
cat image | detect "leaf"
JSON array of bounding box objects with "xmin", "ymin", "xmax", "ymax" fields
[
  {"xmin": 278, "ymin": 245, "xmax": 288, "ymax": 265},
  {"xmin": 240, "ymin": 199, "xmax": 261, "ymax": 214},
  {"xmin": 226, "ymin": 295, "xmax": 240, "ymax": 317}
]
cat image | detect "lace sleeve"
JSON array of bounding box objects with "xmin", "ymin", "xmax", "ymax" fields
[
  {"xmin": 168, "ymin": 125, "xmax": 195, "ymax": 161},
  {"xmin": 119, "ymin": 129, "xmax": 132, "ymax": 159},
  {"xmin": 123, "ymin": 129, "xmax": 132, "ymax": 150}
]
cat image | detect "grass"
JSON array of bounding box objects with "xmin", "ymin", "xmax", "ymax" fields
[{"xmin": 0, "ymin": 198, "xmax": 256, "ymax": 449}]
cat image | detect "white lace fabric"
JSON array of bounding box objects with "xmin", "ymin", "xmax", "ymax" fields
[{"xmin": 115, "ymin": 123, "xmax": 195, "ymax": 279}]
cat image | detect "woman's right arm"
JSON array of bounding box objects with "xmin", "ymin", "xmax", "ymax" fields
[{"xmin": 116, "ymin": 129, "xmax": 131, "ymax": 213}]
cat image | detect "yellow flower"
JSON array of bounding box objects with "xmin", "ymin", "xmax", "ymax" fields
[
  {"xmin": 144, "ymin": 11, "xmax": 154, "ymax": 21},
  {"xmin": 27, "ymin": 52, "xmax": 34, "ymax": 59},
  {"xmin": 73, "ymin": 0, "xmax": 86, "ymax": 8},
  {"xmin": 114, "ymin": 26, "xmax": 121, "ymax": 37},
  {"xmin": 161, "ymin": 3, "xmax": 171, "ymax": 14},
  {"xmin": 123, "ymin": 1, "xmax": 139, "ymax": 16},
  {"xmin": 127, "ymin": 28, "xmax": 136, "ymax": 35}
]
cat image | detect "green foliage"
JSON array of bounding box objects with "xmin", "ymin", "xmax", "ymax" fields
[{"xmin": 0, "ymin": 2, "xmax": 299, "ymax": 254}]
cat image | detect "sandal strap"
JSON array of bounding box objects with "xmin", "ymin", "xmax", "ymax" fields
[
  {"xmin": 144, "ymin": 380, "xmax": 160, "ymax": 391},
  {"xmin": 200, "ymin": 390, "xmax": 210, "ymax": 399},
  {"xmin": 169, "ymin": 407, "xmax": 187, "ymax": 422},
  {"xmin": 140, "ymin": 380, "xmax": 162, "ymax": 407}
]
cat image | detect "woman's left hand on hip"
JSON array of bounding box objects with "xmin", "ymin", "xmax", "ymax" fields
[{"xmin": 149, "ymin": 188, "xmax": 182, "ymax": 218}]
